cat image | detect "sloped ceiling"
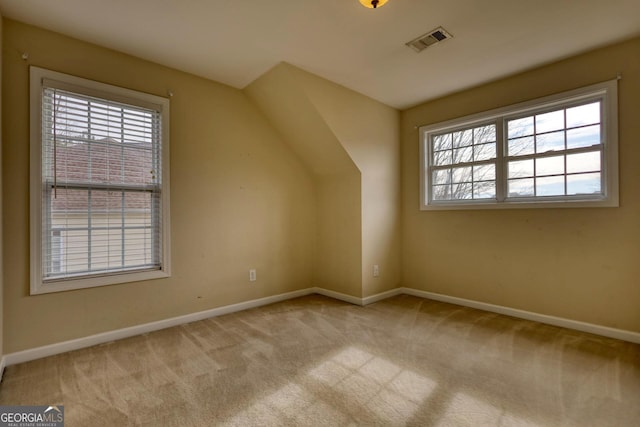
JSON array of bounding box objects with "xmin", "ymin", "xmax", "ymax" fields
[
  {"xmin": 245, "ymin": 64, "xmax": 357, "ymax": 176},
  {"xmin": 0, "ymin": 0, "xmax": 639, "ymax": 109}
]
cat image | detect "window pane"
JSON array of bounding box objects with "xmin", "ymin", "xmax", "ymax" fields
[
  {"xmin": 452, "ymin": 166, "xmax": 473, "ymax": 183},
  {"xmin": 125, "ymin": 191, "xmax": 152, "ymax": 213},
  {"xmin": 567, "ymin": 173, "xmax": 601, "ymax": 195},
  {"xmin": 53, "ymin": 142, "xmax": 90, "ymax": 184},
  {"xmin": 508, "ymin": 117, "xmax": 534, "ymax": 138},
  {"xmin": 536, "ymin": 131, "xmax": 564, "ymax": 153},
  {"xmin": 433, "ymin": 150, "xmax": 452, "ymax": 166},
  {"xmin": 47, "ymin": 93, "xmax": 158, "ymax": 188},
  {"xmin": 433, "ymin": 134, "xmax": 452, "ymax": 151},
  {"xmin": 473, "ymin": 181, "xmax": 496, "ymax": 199},
  {"xmin": 452, "ymin": 146, "xmax": 472, "ymax": 163},
  {"xmin": 567, "ymin": 125, "xmax": 600, "ymax": 149},
  {"xmin": 91, "ymin": 228, "xmax": 114, "ymax": 270},
  {"xmin": 90, "ymin": 189, "xmax": 123, "ymax": 216},
  {"xmin": 452, "ymin": 183, "xmax": 472, "ymax": 199},
  {"xmin": 64, "ymin": 229, "xmax": 89, "ymax": 274},
  {"xmin": 536, "ymin": 110, "xmax": 564, "ymax": 133},
  {"xmin": 508, "ymin": 159, "xmax": 534, "ymax": 178},
  {"xmin": 508, "ymin": 178, "xmax": 534, "ymax": 197},
  {"xmin": 92, "ymin": 214, "xmax": 123, "ymax": 228},
  {"xmin": 50, "ymin": 230, "xmax": 62, "ymax": 273},
  {"xmin": 126, "ymin": 209, "xmax": 153, "ymax": 226},
  {"xmin": 473, "ymin": 143, "xmax": 496, "ymax": 161},
  {"xmin": 536, "ymin": 156, "xmax": 564, "ymax": 176},
  {"xmin": 432, "ymin": 185, "xmax": 451, "ymax": 200},
  {"xmin": 508, "ymin": 136, "xmax": 534, "ymax": 156},
  {"xmin": 432, "ymin": 169, "xmax": 451, "ymax": 185},
  {"xmin": 536, "ymin": 176, "xmax": 565, "ymax": 196},
  {"xmin": 51, "ymin": 95, "xmax": 90, "ymax": 138},
  {"xmin": 474, "ymin": 125, "xmax": 496, "ymax": 144},
  {"xmin": 473, "ymin": 164, "xmax": 495, "ymax": 181},
  {"xmin": 566, "ymin": 102, "xmax": 600, "ymax": 128},
  {"xmin": 125, "ymin": 228, "xmax": 152, "ymax": 267},
  {"xmin": 124, "ymin": 145, "xmax": 155, "ymax": 186},
  {"xmin": 51, "ymin": 188, "xmax": 89, "ymax": 220},
  {"xmin": 429, "ymin": 123, "xmax": 497, "ymax": 202},
  {"xmin": 103, "ymin": 226, "xmax": 123, "ymax": 267},
  {"xmin": 566, "ymin": 151, "xmax": 600, "ymax": 174},
  {"xmin": 452, "ymin": 129, "xmax": 473, "ymax": 147},
  {"xmin": 46, "ymin": 189, "xmax": 155, "ymax": 275}
]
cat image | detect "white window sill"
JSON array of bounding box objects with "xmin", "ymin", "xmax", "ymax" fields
[{"xmin": 30, "ymin": 269, "xmax": 170, "ymax": 295}]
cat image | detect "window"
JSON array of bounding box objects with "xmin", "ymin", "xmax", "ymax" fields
[
  {"xmin": 430, "ymin": 124, "xmax": 497, "ymax": 201},
  {"xmin": 30, "ymin": 67, "xmax": 171, "ymax": 294},
  {"xmin": 420, "ymin": 80, "xmax": 618, "ymax": 210}
]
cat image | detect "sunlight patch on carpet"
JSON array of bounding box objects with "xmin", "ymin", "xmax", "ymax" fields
[
  {"xmin": 224, "ymin": 346, "xmax": 439, "ymax": 424},
  {"xmin": 440, "ymin": 391, "xmax": 540, "ymax": 426}
]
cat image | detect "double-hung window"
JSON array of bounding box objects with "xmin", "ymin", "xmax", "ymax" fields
[
  {"xmin": 420, "ymin": 80, "xmax": 618, "ymax": 210},
  {"xmin": 30, "ymin": 67, "xmax": 171, "ymax": 294}
]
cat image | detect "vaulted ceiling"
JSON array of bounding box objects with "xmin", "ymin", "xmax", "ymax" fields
[{"xmin": 1, "ymin": 0, "xmax": 639, "ymax": 109}]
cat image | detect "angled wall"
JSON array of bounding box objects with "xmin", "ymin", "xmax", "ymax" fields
[
  {"xmin": 246, "ymin": 63, "xmax": 401, "ymax": 298},
  {"xmin": 245, "ymin": 64, "xmax": 363, "ymax": 298},
  {"xmin": 284, "ymin": 66, "xmax": 401, "ymax": 298}
]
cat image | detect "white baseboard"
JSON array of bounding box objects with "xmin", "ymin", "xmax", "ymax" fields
[
  {"xmin": 312, "ymin": 286, "xmax": 403, "ymax": 306},
  {"xmin": 4, "ymin": 286, "xmax": 639, "ymax": 367},
  {"xmin": 312, "ymin": 287, "xmax": 364, "ymax": 306},
  {"xmin": 4, "ymin": 288, "xmax": 316, "ymax": 367},
  {"xmin": 401, "ymin": 287, "xmax": 640, "ymax": 344},
  {"xmin": 362, "ymin": 287, "xmax": 404, "ymax": 305}
]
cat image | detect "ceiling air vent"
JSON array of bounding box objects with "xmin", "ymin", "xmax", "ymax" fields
[{"xmin": 406, "ymin": 27, "xmax": 452, "ymax": 53}]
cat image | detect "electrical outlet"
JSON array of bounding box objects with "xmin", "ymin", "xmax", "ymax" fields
[
  {"xmin": 373, "ymin": 265, "xmax": 379, "ymax": 277},
  {"xmin": 249, "ymin": 269, "xmax": 257, "ymax": 282}
]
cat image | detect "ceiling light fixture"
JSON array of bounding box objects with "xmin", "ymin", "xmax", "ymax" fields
[{"xmin": 359, "ymin": 0, "xmax": 388, "ymax": 9}]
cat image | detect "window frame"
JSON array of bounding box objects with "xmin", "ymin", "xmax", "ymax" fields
[
  {"xmin": 30, "ymin": 66, "xmax": 171, "ymax": 295},
  {"xmin": 419, "ymin": 80, "xmax": 618, "ymax": 210}
]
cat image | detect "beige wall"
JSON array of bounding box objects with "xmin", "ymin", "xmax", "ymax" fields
[
  {"xmin": 315, "ymin": 174, "xmax": 363, "ymax": 297},
  {"xmin": 245, "ymin": 64, "xmax": 363, "ymax": 297},
  {"xmin": 285, "ymin": 66, "xmax": 401, "ymax": 297},
  {"xmin": 2, "ymin": 19, "xmax": 316, "ymax": 353},
  {"xmin": 246, "ymin": 63, "xmax": 401, "ymax": 298},
  {"xmin": 401, "ymin": 37, "xmax": 640, "ymax": 332}
]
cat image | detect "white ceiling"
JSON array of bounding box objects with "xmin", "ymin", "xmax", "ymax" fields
[{"xmin": 1, "ymin": 0, "xmax": 639, "ymax": 109}]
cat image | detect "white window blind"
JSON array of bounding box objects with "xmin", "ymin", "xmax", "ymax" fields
[
  {"xmin": 42, "ymin": 86, "xmax": 162, "ymax": 281},
  {"xmin": 41, "ymin": 83, "xmax": 163, "ymax": 282},
  {"xmin": 31, "ymin": 67, "xmax": 170, "ymax": 294}
]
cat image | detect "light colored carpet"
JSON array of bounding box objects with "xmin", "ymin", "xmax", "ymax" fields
[{"xmin": 1, "ymin": 294, "xmax": 639, "ymax": 426}]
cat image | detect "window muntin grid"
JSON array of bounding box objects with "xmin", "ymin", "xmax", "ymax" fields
[
  {"xmin": 429, "ymin": 124, "xmax": 497, "ymax": 202},
  {"xmin": 506, "ymin": 101, "xmax": 603, "ymax": 199}
]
